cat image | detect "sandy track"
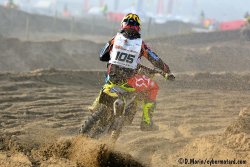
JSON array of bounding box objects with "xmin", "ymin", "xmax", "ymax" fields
[
  {"xmin": 0, "ymin": 7, "xmax": 250, "ymax": 166},
  {"xmin": 0, "ymin": 70, "xmax": 249, "ymax": 166}
]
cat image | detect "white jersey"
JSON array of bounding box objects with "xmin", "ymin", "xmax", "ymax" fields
[{"xmin": 109, "ymin": 33, "xmax": 142, "ymax": 69}]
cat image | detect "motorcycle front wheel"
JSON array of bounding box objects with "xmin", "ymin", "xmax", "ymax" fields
[{"xmin": 80, "ymin": 105, "xmax": 114, "ymax": 138}]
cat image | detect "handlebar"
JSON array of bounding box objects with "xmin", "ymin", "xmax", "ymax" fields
[
  {"xmin": 137, "ymin": 64, "xmax": 164, "ymax": 76},
  {"xmin": 137, "ymin": 64, "xmax": 175, "ymax": 81}
]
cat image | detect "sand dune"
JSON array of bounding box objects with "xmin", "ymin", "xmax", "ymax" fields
[
  {"xmin": 1, "ymin": 30, "xmax": 250, "ymax": 73},
  {"xmin": 168, "ymin": 107, "xmax": 250, "ymax": 166}
]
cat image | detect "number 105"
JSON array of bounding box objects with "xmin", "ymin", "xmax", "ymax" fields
[{"xmin": 115, "ymin": 51, "xmax": 135, "ymax": 64}]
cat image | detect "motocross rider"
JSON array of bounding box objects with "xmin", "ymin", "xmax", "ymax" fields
[{"xmin": 90, "ymin": 13, "xmax": 174, "ymax": 131}]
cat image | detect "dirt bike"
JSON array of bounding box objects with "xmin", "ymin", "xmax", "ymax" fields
[{"xmin": 79, "ymin": 65, "xmax": 173, "ymax": 143}]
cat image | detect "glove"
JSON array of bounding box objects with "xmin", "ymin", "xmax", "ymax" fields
[{"xmin": 164, "ymin": 73, "xmax": 175, "ymax": 81}]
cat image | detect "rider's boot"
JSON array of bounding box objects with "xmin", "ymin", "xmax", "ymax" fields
[
  {"xmin": 140, "ymin": 101, "xmax": 159, "ymax": 131},
  {"xmin": 87, "ymin": 91, "xmax": 101, "ymax": 112}
]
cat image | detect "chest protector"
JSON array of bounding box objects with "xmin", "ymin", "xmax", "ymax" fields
[{"xmin": 109, "ymin": 33, "xmax": 142, "ymax": 69}]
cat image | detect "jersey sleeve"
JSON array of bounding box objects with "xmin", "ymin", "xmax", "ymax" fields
[
  {"xmin": 141, "ymin": 41, "xmax": 171, "ymax": 74},
  {"xmin": 99, "ymin": 38, "xmax": 115, "ymax": 62}
]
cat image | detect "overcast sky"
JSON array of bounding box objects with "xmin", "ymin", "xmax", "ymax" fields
[
  {"xmin": 186, "ymin": 0, "xmax": 250, "ymax": 21},
  {"xmin": 87, "ymin": 0, "xmax": 250, "ymax": 21},
  {"xmin": 4, "ymin": 0, "xmax": 248, "ymax": 21}
]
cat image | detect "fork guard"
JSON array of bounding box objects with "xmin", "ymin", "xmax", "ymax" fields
[
  {"xmin": 99, "ymin": 90, "xmax": 117, "ymax": 108},
  {"xmin": 113, "ymin": 98, "xmax": 125, "ymax": 116}
]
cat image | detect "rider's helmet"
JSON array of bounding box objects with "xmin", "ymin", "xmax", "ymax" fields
[{"xmin": 121, "ymin": 13, "xmax": 141, "ymax": 33}]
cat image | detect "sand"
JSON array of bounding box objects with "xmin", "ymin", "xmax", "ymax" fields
[{"xmin": 0, "ymin": 6, "xmax": 249, "ymax": 167}]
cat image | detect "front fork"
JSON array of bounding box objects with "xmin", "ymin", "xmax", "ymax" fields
[
  {"xmin": 113, "ymin": 98, "xmax": 124, "ymax": 116},
  {"xmin": 110, "ymin": 98, "xmax": 126, "ymax": 142},
  {"xmin": 111, "ymin": 96, "xmax": 137, "ymax": 142}
]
